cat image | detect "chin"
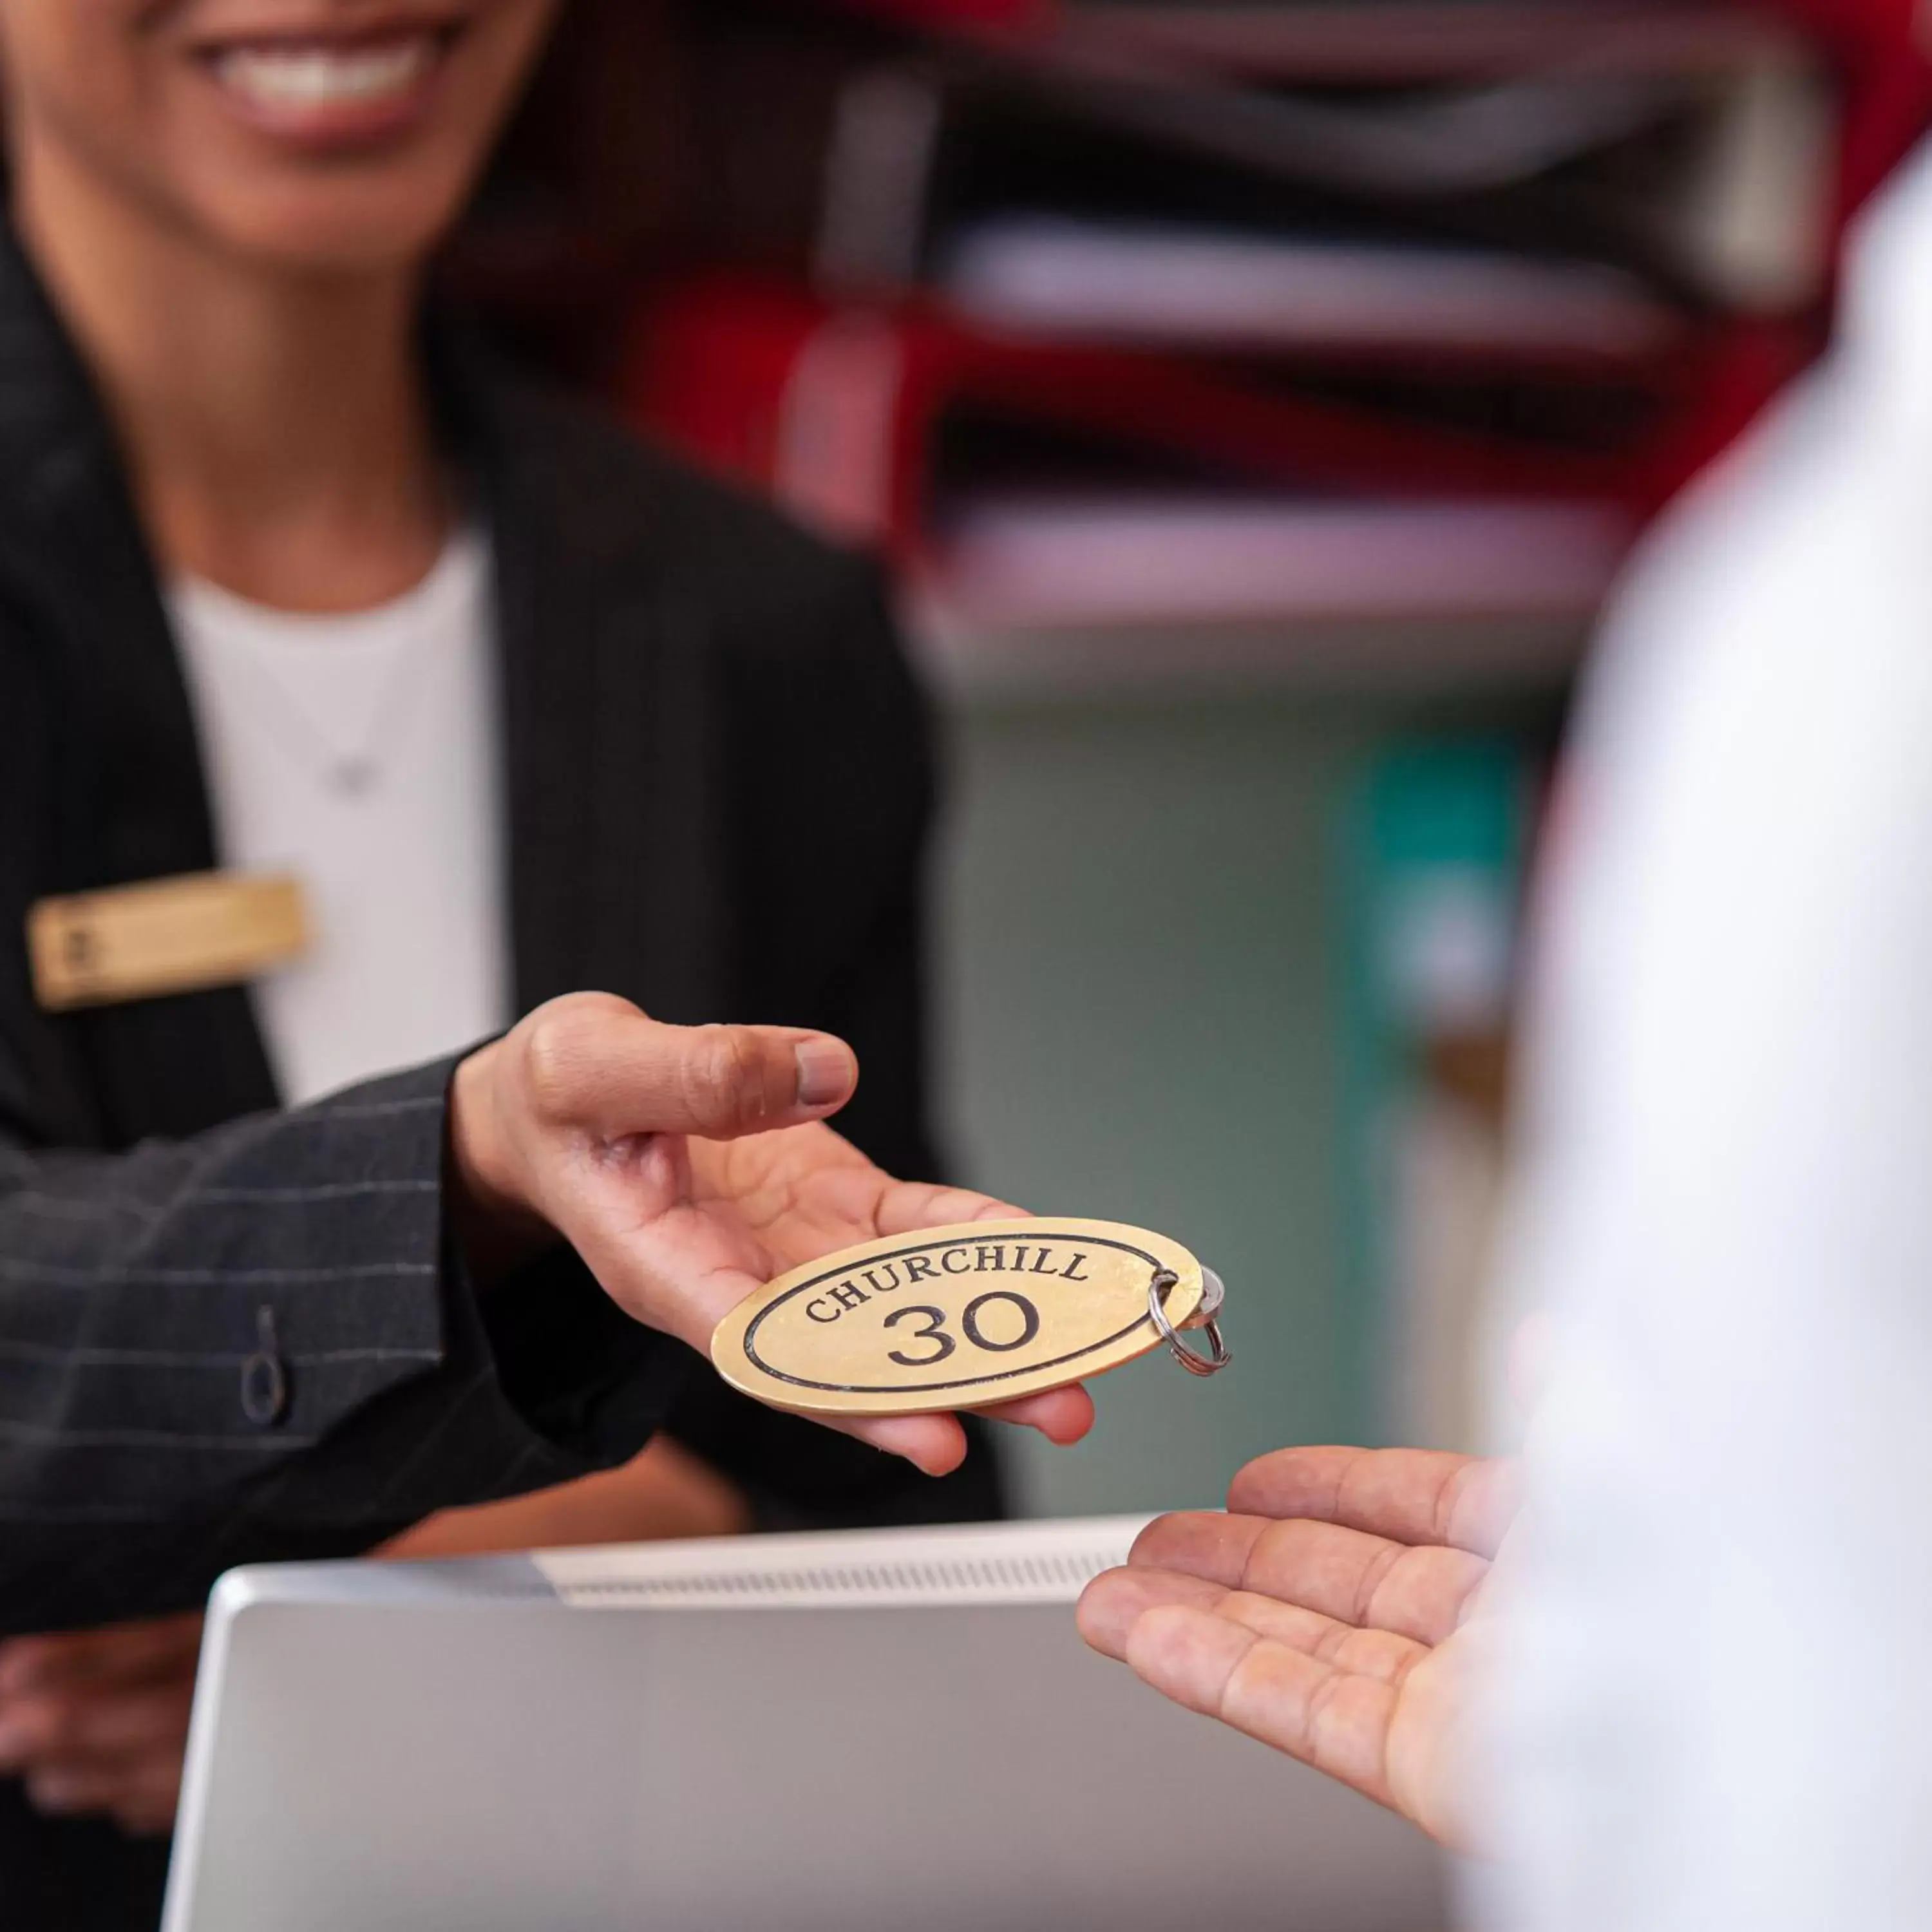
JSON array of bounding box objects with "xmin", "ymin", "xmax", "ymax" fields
[{"xmin": 184, "ymin": 173, "xmax": 471, "ymax": 279}]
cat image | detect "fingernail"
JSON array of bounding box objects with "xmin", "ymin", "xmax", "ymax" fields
[{"xmin": 793, "ymin": 1039, "xmax": 854, "ymax": 1110}]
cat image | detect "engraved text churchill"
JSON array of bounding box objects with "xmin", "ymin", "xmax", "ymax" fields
[{"xmin": 802, "ymin": 1243, "xmax": 1092, "ymax": 1325}]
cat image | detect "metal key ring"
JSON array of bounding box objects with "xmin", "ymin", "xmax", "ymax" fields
[{"xmin": 1148, "ymin": 1266, "xmax": 1232, "ymax": 1377}]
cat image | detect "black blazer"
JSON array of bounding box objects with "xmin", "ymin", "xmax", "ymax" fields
[{"xmin": 0, "ymin": 237, "xmax": 997, "ymax": 1923}]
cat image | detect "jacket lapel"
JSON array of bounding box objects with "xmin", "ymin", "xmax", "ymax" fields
[
  {"xmin": 464, "ymin": 372, "xmax": 735, "ymax": 1027},
  {"xmin": 0, "ymin": 237, "xmax": 279, "ymax": 1145}
]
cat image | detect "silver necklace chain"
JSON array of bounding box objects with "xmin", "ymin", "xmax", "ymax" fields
[{"xmin": 209, "ymin": 619, "xmax": 446, "ymax": 800}]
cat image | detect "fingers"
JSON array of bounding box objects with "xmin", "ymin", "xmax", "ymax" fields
[
  {"xmin": 1081, "ymin": 1566, "xmax": 1430, "ymax": 1687},
  {"xmin": 0, "ymin": 1616, "xmax": 202, "ymax": 1833},
  {"xmin": 0, "ymin": 1613, "xmax": 204, "ymax": 1696},
  {"xmin": 817, "ymin": 1381, "xmax": 1098, "ymax": 1477},
  {"xmin": 873, "ymin": 1181, "xmax": 1023, "ymax": 1237},
  {"xmin": 26, "ymin": 1753, "xmax": 184, "ymax": 1835},
  {"xmin": 1121, "ymin": 1605, "xmax": 1403, "ymax": 1815},
  {"xmin": 1081, "ymin": 1566, "xmax": 1455, "ymax": 1841},
  {"xmin": 0, "ymin": 1677, "xmax": 196, "ymax": 1769},
  {"xmin": 455, "ymin": 1001, "xmax": 866, "ymax": 1273},
  {"xmin": 1127, "ymin": 1510, "xmax": 1261, "ymax": 1591},
  {"xmin": 831, "ymin": 1412, "xmax": 971, "ymax": 1477},
  {"xmin": 1130, "ymin": 1511, "xmax": 1488, "ymax": 1646},
  {"xmin": 519, "ymin": 998, "xmax": 858, "ymax": 1145},
  {"xmin": 1078, "ymin": 1563, "xmax": 1228, "ymax": 1656},
  {"xmin": 0, "ymin": 1670, "xmax": 194, "ymax": 1832},
  {"xmin": 1225, "ymin": 1446, "xmax": 1516, "ymax": 1558},
  {"xmin": 974, "ymin": 1385, "xmax": 1095, "ymax": 1444}
]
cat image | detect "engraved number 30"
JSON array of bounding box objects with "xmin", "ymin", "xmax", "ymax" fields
[{"xmin": 884, "ymin": 1292, "xmax": 1042, "ymax": 1370}]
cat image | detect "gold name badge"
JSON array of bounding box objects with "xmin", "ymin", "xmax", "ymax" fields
[
  {"xmin": 711, "ymin": 1217, "xmax": 1230, "ymax": 1417},
  {"xmin": 27, "ymin": 871, "xmax": 310, "ymax": 1013}
]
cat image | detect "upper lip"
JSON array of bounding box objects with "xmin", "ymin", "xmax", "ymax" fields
[{"xmin": 180, "ymin": 6, "xmax": 469, "ymax": 53}]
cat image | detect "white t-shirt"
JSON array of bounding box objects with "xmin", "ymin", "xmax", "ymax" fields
[
  {"xmin": 169, "ymin": 529, "xmax": 511, "ymax": 1107},
  {"xmin": 1475, "ymin": 141, "xmax": 1932, "ymax": 1931}
]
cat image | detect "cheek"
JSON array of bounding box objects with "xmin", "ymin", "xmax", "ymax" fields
[
  {"xmin": 0, "ymin": 1, "xmax": 160, "ymax": 147},
  {"xmin": 485, "ymin": 0, "xmax": 565, "ymax": 73}
]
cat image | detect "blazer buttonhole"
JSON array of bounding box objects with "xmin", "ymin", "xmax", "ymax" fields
[{"xmin": 240, "ymin": 1304, "xmax": 290, "ymax": 1428}]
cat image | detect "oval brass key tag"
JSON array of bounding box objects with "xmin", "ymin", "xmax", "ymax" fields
[{"xmin": 710, "ymin": 1218, "xmax": 1228, "ymax": 1417}]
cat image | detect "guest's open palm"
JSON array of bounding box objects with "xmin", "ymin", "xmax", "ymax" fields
[{"xmin": 1078, "ymin": 1446, "xmax": 1513, "ymax": 1847}]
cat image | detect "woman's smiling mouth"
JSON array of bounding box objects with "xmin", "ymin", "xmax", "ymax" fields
[{"xmin": 196, "ymin": 19, "xmax": 466, "ymax": 146}]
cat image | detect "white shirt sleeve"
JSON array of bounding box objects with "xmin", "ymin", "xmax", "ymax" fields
[{"xmin": 1475, "ymin": 154, "xmax": 1932, "ymax": 1932}]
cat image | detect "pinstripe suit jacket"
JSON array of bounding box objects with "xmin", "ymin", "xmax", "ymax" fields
[{"xmin": 0, "ymin": 232, "xmax": 990, "ymax": 1663}]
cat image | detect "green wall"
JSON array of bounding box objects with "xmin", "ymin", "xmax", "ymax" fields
[{"xmin": 933, "ymin": 695, "xmax": 1397, "ymax": 1519}]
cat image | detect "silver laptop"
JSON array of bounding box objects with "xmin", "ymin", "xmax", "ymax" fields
[{"xmin": 162, "ymin": 1516, "xmax": 1446, "ymax": 1932}]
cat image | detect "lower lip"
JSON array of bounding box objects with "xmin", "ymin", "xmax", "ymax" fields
[{"xmin": 195, "ymin": 36, "xmax": 455, "ymax": 152}]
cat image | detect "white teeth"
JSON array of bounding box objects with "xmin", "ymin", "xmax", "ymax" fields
[{"xmin": 215, "ymin": 37, "xmax": 436, "ymax": 111}]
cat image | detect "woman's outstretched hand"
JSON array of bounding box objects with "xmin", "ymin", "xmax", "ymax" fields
[
  {"xmin": 1077, "ymin": 1446, "xmax": 1515, "ymax": 1848},
  {"xmin": 451, "ymin": 994, "xmax": 1094, "ymax": 1475}
]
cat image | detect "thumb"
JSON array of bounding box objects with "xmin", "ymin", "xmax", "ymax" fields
[{"xmin": 518, "ymin": 996, "xmax": 858, "ymax": 1143}]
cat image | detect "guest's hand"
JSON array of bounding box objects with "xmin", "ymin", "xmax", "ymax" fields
[
  {"xmin": 1077, "ymin": 1446, "xmax": 1515, "ymax": 1848},
  {"xmin": 451, "ymin": 994, "xmax": 1095, "ymax": 1476}
]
